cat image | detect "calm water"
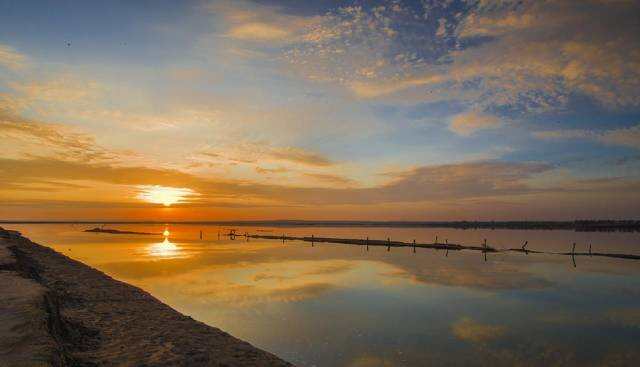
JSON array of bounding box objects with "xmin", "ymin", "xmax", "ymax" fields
[{"xmin": 9, "ymin": 224, "xmax": 640, "ymax": 366}]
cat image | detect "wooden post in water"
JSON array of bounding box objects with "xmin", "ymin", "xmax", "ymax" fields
[
  {"xmin": 522, "ymin": 241, "xmax": 528, "ymax": 255},
  {"xmin": 445, "ymin": 239, "xmax": 449, "ymax": 257},
  {"xmin": 199, "ymin": 230, "xmax": 203, "ymax": 240},
  {"xmin": 435, "ymin": 235, "xmax": 438, "ymax": 244},
  {"xmin": 282, "ymin": 234, "xmax": 285, "ymax": 243},
  {"xmin": 366, "ymin": 236, "xmax": 369, "ymax": 251},
  {"xmin": 483, "ymin": 239, "xmax": 487, "ymax": 262},
  {"xmin": 217, "ymin": 231, "xmax": 220, "ymax": 239},
  {"xmin": 311, "ymin": 234, "xmax": 314, "ymax": 247},
  {"xmin": 413, "ymin": 239, "xmax": 416, "ymax": 253},
  {"xmin": 387, "ymin": 237, "xmax": 391, "ymax": 252},
  {"xmin": 589, "ymin": 244, "xmax": 592, "ymax": 256},
  {"xmin": 571, "ymin": 243, "xmax": 577, "ymax": 268}
]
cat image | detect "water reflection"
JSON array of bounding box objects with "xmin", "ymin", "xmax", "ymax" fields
[
  {"xmin": 146, "ymin": 236, "xmax": 188, "ymax": 259},
  {"xmin": 8, "ymin": 224, "xmax": 640, "ymax": 367}
]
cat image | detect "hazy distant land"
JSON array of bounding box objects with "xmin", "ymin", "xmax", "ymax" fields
[{"xmin": 3, "ymin": 220, "xmax": 640, "ymax": 232}]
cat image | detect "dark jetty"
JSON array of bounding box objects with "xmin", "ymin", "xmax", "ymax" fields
[
  {"xmin": 84, "ymin": 227, "xmax": 160, "ymax": 235},
  {"xmin": 233, "ymin": 233, "xmax": 640, "ymax": 262}
]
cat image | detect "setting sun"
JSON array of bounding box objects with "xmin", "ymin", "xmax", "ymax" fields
[{"xmin": 136, "ymin": 185, "xmax": 196, "ymax": 207}]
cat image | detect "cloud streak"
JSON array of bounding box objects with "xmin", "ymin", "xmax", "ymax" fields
[
  {"xmin": 0, "ymin": 157, "xmax": 552, "ymax": 205},
  {"xmin": 0, "ymin": 44, "xmax": 28, "ymax": 71},
  {"xmin": 211, "ymin": 0, "xmax": 320, "ymax": 43},
  {"xmin": 0, "ymin": 110, "xmax": 117, "ymax": 162},
  {"xmin": 533, "ymin": 124, "xmax": 640, "ymax": 149}
]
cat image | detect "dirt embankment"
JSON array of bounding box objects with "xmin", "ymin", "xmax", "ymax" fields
[{"xmin": 0, "ymin": 227, "xmax": 293, "ymax": 367}]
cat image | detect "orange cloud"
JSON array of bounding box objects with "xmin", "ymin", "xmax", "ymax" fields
[
  {"xmin": 0, "ymin": 44, "xmax": 28, "ymax": 71},
  {"xmin": 195, "ymin": 144, "xmax": 333, "ymax": 168},
  {"xmin": 449, "ymin": 112, "xmax": 501, "ymax": 136},
  {"xmin": 268, "ymin": 146, "xmax": 333, "ymax": 166},
  {"xmin": 211, "ymin": 0, "xmax": 320, "ymax": 43},
  {"xmin": 302, "ymin": 173, "xmax": 353, "ymax": 186},
  {"xmin": 0, "ymin": 110, "xmax": 117, "ymax": 162},
  {"xmin": 228, "ymin": 22, "xmax": 291, "ymax": 41},
  {"xmin": 9, "ymin": 76, "xmax": 103, "ymax": 104}
]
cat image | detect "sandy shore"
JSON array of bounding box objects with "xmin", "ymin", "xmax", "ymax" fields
[{"xmin": 0, "ymin": 227, "xmax": 293, "ymax": 366}]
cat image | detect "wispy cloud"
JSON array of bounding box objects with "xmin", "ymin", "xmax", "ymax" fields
[
  {"xmin": 9, "ymin": 75, "xmax": 103, "ymax": 105},
  {"xmin": 284, "ymin": 3, "xmax": 454, "ymax": 85},
  {"xmin": 228, "ymin": 22, "xmax": 292, "ymax": 41},
  {"xmin": 302, "ymin": 172, "xmax": 353, "ymax": 185},
  {"xmin": 210, "ymin": 0, "xmax": 319, "ymax": 43},
  {"xmin": 194, "ymin": 143, "xmax": 334, "ymax": 168},
  {"xmin": 0, "ymin": 110, "xmax": 118, "ymax": 162},
  {"xmin": 255, "ymin": 166, "xmax": 289, "ymax": 175},
  {"xmin": 268, "ymin": 146, "xmax": 333, "ymax": 166},
  {"xmin": 0, "ymin": 44, "xmax": 28, "ymax": 71},
  {"xmin": 533, "ymin": 124, "xmax": 640, "ymax": 149},
  {"xmin": 282, "ymin": 0, "xmax": 640, "ymax": 113},
  {"xmin": 5, "ymin": 75, "xmax": 187, "ymax": 132}
]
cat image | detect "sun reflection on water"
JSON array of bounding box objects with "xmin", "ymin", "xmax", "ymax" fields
[{"xmin": 147, "ymin": 230, "xmax": 188, "ymax": 259}]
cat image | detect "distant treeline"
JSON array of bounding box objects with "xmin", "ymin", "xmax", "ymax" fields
[{"xmin": 2, "ymin": 220, "xmax": 640, "ymax": 232}]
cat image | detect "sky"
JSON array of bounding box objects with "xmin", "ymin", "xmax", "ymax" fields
[{"xmin": 0, "ymin": 0, "xmax": 639, "ymax": 221}]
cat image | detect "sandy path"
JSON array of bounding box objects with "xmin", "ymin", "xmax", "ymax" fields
[{"xmin": 0, "ymin": 227, "xmax": 293, "ymax": 367}]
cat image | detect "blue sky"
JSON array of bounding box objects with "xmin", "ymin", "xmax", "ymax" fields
[{"xmin": 1, "ymin": 0, "xmax": 639, "ymax": 220}]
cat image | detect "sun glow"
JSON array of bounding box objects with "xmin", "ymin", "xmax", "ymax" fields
[{"xmin": 136, "ymin": 185, "xmax": 196, "ymax": 206}]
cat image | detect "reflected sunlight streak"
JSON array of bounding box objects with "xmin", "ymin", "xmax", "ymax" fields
[{"xmin": 147, "ymin": 237, "xmax": 188, "ymax": 259}]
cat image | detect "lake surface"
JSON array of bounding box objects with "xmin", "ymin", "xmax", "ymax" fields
[{"xmin": 9, "ymin": 224, "xmax": 640, "ymax": 366}]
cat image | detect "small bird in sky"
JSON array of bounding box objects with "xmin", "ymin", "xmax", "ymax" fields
[{"xmin": 66, "ymin": 41, "xmax": 71, "ymax": 47}]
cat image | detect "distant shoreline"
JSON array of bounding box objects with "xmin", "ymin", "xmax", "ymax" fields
[{"xmin": 2, "ymin": 220, "xmax": 640, "ymax": 232}]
